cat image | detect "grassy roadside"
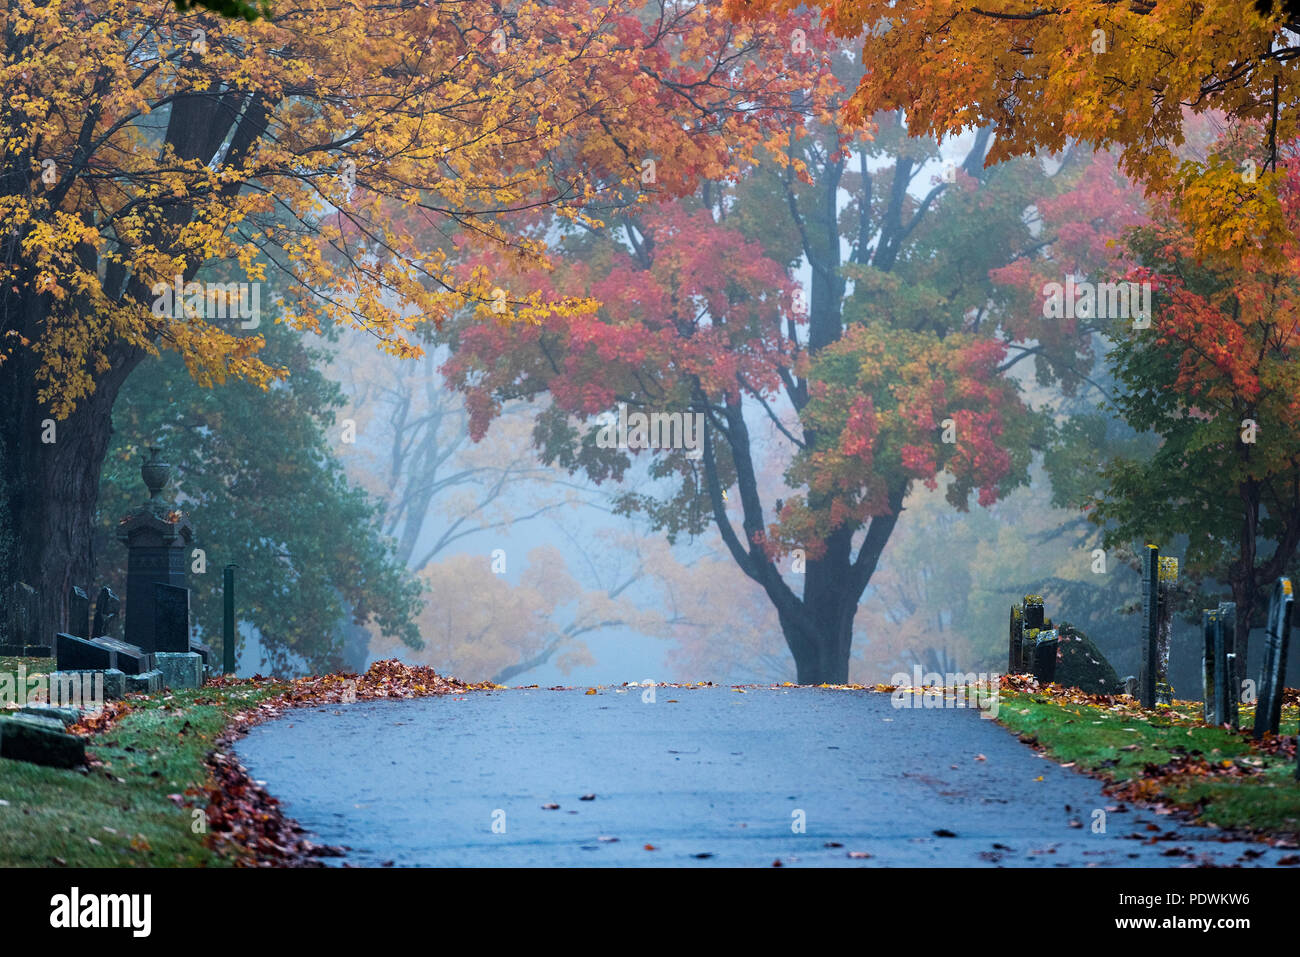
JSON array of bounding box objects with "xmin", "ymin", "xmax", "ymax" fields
[
  {"xmin": 995, "ymin": 682, "xmax": 1300, "ymax": 841},
  {"xmin": 0, "ymin": 661, "xmax": 286, "ymax": 867}
]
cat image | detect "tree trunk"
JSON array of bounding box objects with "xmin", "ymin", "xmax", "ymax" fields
[{"xmin": 0, "ymin": 325, "xmax": 143, "ymax": 645}]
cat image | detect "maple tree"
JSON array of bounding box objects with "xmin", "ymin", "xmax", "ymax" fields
[
  {"xmin": 443, "ymin": 32, "xmax": 1085, "ymax": 682},
  {"xmin": 0, "ymin": 0, "xmax": 813, "ymax": 641},
  {"xmin": 726, "ymin": 0, "xmax": 1300, "ymax": 268},
  {"xmin": 1090, "ymin": 135, "xmax": 1300, "ymax": 679}
]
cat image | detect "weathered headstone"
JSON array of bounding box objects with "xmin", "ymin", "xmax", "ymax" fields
[
  {"xmin": 1008, "ymin": 604, "xmax": 1024, "ymax": 674},
  {"xmin": 1254, "ymin": 578, "xmax": 1294, "ymax": 739},
  {"xmin": 189, "ymin": 639, "xmax": 214, "ymax": 670},
  {"xmin": 0, "ymin": 713, "xmax": 86, "ymax": 768},
  {"xmin": 55, "ymin": 633, "xmax": 114, "ymax": 672},
  {"xmin": 92, "ymin": 586, "xmax": 120, "ymax": 640},
  {"xmin": 153, "ymin": 583, "xmax": 191, "ymax": 653},
  {"xmin": 67, "ymin": 585, "xmax": 90, "ymax": 641},
  {"xmin": 1139, "ymin": 545, "xmax": 1160, "ymax": 708},
  {"xmin": 89, "ymin": 637, "xmax": 152, "ymax": 676},
  {"xmin": 155, "ymin": 652, "xmax": 203, "ymax": 690},
  {"xmin": 1023, "ymin": 595, "xmax": 1045, "ymax": 631},
  {"xmin": 1214, "ymin": 601, "xmax": 1238, "ymax": 728},
  {"xmin": 1201, "ymin": 608, "xmax": 1218, "ymax": 724},
  {"xmin": 126, "ymin": 670, "xmax": 164, "ymax": 695},
  {"xmin": 1155, "ymin": 556, "xmax": 1178, "ymax": 705},
  {"xmin": 0, "ymin": 581, "xmax": 46, "ymax": 657},
  {"xmin": 1032, "ymin": 629, "xmax": 1059, "ymax": 684}
]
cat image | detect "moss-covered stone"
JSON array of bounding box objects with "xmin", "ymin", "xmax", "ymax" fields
[{"xmin": 1053, "ymin": 622, "xmax": 1121, "ymax": 694}]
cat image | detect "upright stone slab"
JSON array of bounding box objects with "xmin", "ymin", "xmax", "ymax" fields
[
  {"xmin": 67, "ymin": 585, "xmax": 90, "ymax": 640},
  {"xmin": 117, "ymin": 448, "xmax": 193, "ymax": 655},
  {"xmin": 1214, "ymin": 601, "xmax": 1238, "ymax": 728},
  {"xmin": 1139, "ymin": 545, "xmax": 1160, "ymax": 709},
  {"xmin": 92, "ymin": 586, "xmax": 120, "ymax": 641},
  {"xmin": 90, "ymin": 637, "xmax": 152, "ymax": 676},
  {"xmin": 55, "ymin": 633, "xmax": 115, "ymax": 672},
  {"xmin": 153, "ymin": 583, "xmax": 191, "ymax": 653},
  {"xmin": 189, "ymin": 640, "xmax": 214, "ymax": 670},
  {"xmin": 1008, "ymin": 605, "xmax": 1024, "ymax": 674},
  {"xmin": 1032, "ymin": 629, "xmax": 1059, "ymax": 684},
  {"xmin": 1155, "ymin": 557, "xmax": 1178, "ymax": 706},
  {"xmin": 1254, "ymin": 578, "xmax": 1294, "ymax": 739},
  {"xmin": 154, "ymin": 652, "xmax": 203, "ymax": 690},
  {"xmin": 1023, "ymin": 595, "xmax": 1045, "ymax": 631},
  {"xmin": 0, "ymin": 581, "xmax": 44, "ymax": 657},
  {"xmin": 1202, "ymin": 608, "xmax": 1218, "ymax": 724}
]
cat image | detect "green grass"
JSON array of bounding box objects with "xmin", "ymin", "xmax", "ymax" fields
[
  {"xmin": 997, "ymin": 689, "xmax": 1300, "ymax": 837},
  {"xmin": 0, "ymin": 656, "xmax": 54, "ymax": 675},
  {"xmin": 0, "ymin": 669, "xmax": 284, "ymax": 867}
]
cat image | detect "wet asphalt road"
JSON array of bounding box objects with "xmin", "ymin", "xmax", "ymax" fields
[{"xmin": 234, "ymin": 685, "xmax": 1293, "ymax": 867}]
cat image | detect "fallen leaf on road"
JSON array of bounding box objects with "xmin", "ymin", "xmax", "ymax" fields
[{"xmin": 542, "ymin": 803, "xmax": 560, "ymax": 810}]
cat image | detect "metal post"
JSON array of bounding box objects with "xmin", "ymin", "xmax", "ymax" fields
[{"xmin": 222, "ymin": 564, "xmax": 237, "ymax": 675}]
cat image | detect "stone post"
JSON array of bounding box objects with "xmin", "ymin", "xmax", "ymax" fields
[
  {"xmin": 1253, "ymin": 577, "xmax": 1294, "ymax": 739},
  {"xmin": 1008, "ymin": 604, "xmax": 1023, "ymax": 674},
  {"xmin": 1215, "ymin": 601, "xmax": 1238, "ymax": 728},
  {"xmin": 1139, "ymin": 545, "xmax": 1159, "ymax": 708},
  {"xmin": 1155, "ymin": 556, "xmax": 1178, "ymax": 705},
  {"xmin": 1201, "ymin": 608, "xmax": 1217, "ymax": 724},
  {"xmin": 116, "ymin": 448, "xmax": 193, "ymax": 655}
]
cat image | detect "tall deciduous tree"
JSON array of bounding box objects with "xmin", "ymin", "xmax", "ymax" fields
[
  {"xmin": 0, "ymin": 0, "xmax": 812, "ymax": 641},
  {"xmin": 1093, "ymin": 138, "xmax": 1300, "ymax": 675},
  {"xmin": 726, "ymin": 0, "xmax": 1299, "ymax": 265},
  {"xmin": 443, "ymin": 44, "xmax": 1069, "ymax": 681}
]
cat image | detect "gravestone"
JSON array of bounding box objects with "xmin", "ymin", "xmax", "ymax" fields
[
  {"xmin": 153, "ymin": 583, "xmax": 191, "ymax": 653},
  {"xmin": 1023, "ymin": 595, "xmax": 1045, "ymax": 631},
  {"xmin": 1032, "ymin": 629, "xmax": 1059, "ymax": 684},
  {"xmin": 92, "ymin": 586, "xmax": 120, "ymax": 640},
  {"xmin": 67, "ymin": 585, "xmax": 90, "ymax": 641},
  {"xmin": 117, "ymin": 448, "xmax": 193, "ymax": 654},
  {"xmin": 55, "ymin": 633, "xmax": 114, "ymax": 672},
  {"xmin": 0, "ymin": 713, "xmax": 86, "ymax": 768},
  {"xmin": 1155, "ymin": 557, "xmax": 1178, "ymax": 705},
  {"xmin": 1139, "ymin": 545, "xmax": 1160, "ymax": 708},
  {"xmin": 0, "ymin": 581, "xmax": 47, "ymax": 657},
  {"xmin": 189, "ymin": 639, "xmax": 214, "ymax": 670},
  {"xmin": 90, "ymin": 637, "xmax": 152, "ymax": 676},
  {"xmin": 1008, "ymin": 604, "xmax": 1023, "ymax": 674},
  {"xmin": 126, "ymin": 670, "xmax": 163, "ymax": 695},
  {"xmin": 154, "ymin": 652, "xmax": 203, "ymax": 690},
  {"xmin": 1214, "ymin": 601, "xmax": 1238, "ymax": 728},
  {"xmin": 1253, "ymin": 578, "xmax": 1294, "ymax": 739},
  {"xmin": 47, "ymin": 669, "xmax": 126, "ymax": 701},
  {"xmin": 1201, "ymin": 608, "xmax": 1218, "ymax": 723}
]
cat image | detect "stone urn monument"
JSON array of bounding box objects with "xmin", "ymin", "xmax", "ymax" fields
[{"xmin": 116, "ymin": 448, "xmax": 194, "ymax": 654}]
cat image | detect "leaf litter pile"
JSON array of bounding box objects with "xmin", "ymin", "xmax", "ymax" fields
[{"xmin": 68, "ymin": 659, "xmax": 493, "ymax": 867}]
